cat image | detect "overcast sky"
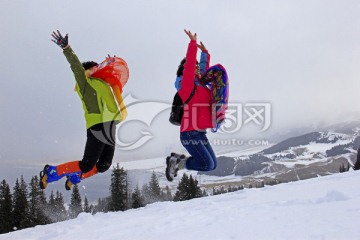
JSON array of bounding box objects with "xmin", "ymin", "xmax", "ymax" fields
[{"xmin": 1, "ymin": 0, "xmax": 360, "ymax": 167}]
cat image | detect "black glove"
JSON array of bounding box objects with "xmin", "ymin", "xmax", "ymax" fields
[{"xmin": 51, "ymin": 30, "xmax": 69, "ymax": 49}]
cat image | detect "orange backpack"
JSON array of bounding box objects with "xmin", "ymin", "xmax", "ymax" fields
[{"xmin": 87, "ymin": 57, "xmax": 129, "ymax": 120}]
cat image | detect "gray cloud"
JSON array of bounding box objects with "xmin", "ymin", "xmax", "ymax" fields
[{"xmin": 1, "ymin": 0, "xmax": 360, "ymax": 166}]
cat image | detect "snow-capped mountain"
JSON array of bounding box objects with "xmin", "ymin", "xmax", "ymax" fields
[
  {"xmin": 262, "ymin": 131, "xmax": 355, "ymax": 155},
  {"xmin": 203, "ymin": 131, "xmax": 359, "ymax": 188}
]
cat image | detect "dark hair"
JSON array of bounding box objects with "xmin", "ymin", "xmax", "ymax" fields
[
  {"xmin": 176, "ymin": 58, "xmax": 186, "ymax": 77},
  {"xmin": 176, "ymin": 58, "xmax": 199, "ymax": 77},
  {"xmin": 82, "ymin": 61, "xmax": 98, "ymax": 70}
]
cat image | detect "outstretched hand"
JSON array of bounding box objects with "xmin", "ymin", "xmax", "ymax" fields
[
  {"xmin": 184, "ymin": 29, "xmax": 197, "ymax": 41},
  {"xmin": 197, "ymin": 41, "xmax": 207, "ymax": 51},
  {"xmin": 51, "ymin": 30, "xmax": 69, "ymax": 49},
  {"xmin": 107, "ymin": 54, "xmax": 117, "ymax": 59}
]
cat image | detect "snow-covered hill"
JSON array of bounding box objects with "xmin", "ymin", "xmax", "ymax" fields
[
  {"xmin": 1, "ymin": 171, "xmax": 359, "ymax": 240},
  {"xmin": 216, "ymin": 131, "xmax": 359, "ymax": 184}
]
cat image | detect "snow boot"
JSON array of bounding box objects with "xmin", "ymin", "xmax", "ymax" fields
[
  {"xmin": 65, "ymin": 166, "xmax": 97, "ymax": 190},
  {"xmin": 171, "ymin": 152, "xmax": 187, "ymax": 176},
  {"xmin": 65, "ymin": 177, "xmax": 72, "ymax": 191},
  {"xmin": 39, "ymin": 165, "xmax": 49, "ymax": 189},
  {"xmin": 39, "ymin": 165, "xmax": 63, "ymax": 189},
  {"xmin": 166, "ymin": 153, "xmax": 187, "ymax": 181},
  {"xmin": 65, "ymin": 173, "xmax": 81, "ymax": 191}
]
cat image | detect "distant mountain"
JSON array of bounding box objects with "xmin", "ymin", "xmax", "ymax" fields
[
  {"xmin": 202, "ymin": 129, "xmax": 359, "ymax": 185},
  {"xmin": 323, "ymin": 120, "xmax": 360, "ymax": 135},
  {"xmin": 233, "ymin": 154, "xmax": 272, "ymax": 176},
  {"xmin": 262, "ymin": 132, "xmax": 320, "ymax": 155},
  {"xmin": 261, "ymin": 131, "xmax": 353, "ymax": 155}
]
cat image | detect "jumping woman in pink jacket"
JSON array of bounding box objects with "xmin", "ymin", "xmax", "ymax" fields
[{"xmin": 166, "ymin": 30, "xmax": 217, "ymax": 181}]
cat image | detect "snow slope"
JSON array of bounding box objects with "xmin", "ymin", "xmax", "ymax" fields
[{"xmin": 2, "ymin": 171, "xmax": 359, "ymax": 240}]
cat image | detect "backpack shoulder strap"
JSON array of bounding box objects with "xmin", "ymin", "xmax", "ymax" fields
[{"xmin": 183, "ymin": 83, "xmax": 197, "ymax": 106}]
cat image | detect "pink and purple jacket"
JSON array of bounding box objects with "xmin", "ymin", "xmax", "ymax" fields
[{"xmin": 178, "ymin": 40, "xmax": 215, "ymax": 132}]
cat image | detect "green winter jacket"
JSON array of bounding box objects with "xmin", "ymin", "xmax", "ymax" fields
[{"xmin": 63, "ymin": 47, "xmax": 122, "ymax": 129}]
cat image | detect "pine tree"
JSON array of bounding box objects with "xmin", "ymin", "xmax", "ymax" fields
[
  {"xmin": 94, "ymin": 197, "xmax": 110, "ymax": 213},
  {"xmin": 188, "ymin": 175, "xmax": 202, "ymax": 199},
  {"xmin": 131, "ymin": 185, "xmax": 144, "ymax": 209},
  {"xmin": 69, "ymin": 185, "xmax": 82, "ymax": 218},
  {"xmin": 46, "ymin": 190, "xmax": 67, "ymax": 223},
  {"xmin": 12, "ymin": 176, "xmax": 30, "ymax": 230},
  {"xmin": 28, "ymin": 175, "xmax": 49, "ymax": 226},
  {"xmin": 49, "ymin": 190, "xmax": 55, "ymax": 206},
  {"xmin": 47, "ymin": 190, "xmax": 56, "ymax": 223},
  {"xmin": 174, "ymin": 173, "xmax": 190, "ymax": 201},
  {"xmin": 174, "ymin": 174, "xmax": 203, "ymax": 201},
  {"xmin": 202, "ymin": 189, "xmax": 207, "ymax": 197},
  {"xmin": 141, "ymin": 183, "xmax": 151, "ymax": 204},
  {"xmin": 54, "ymin": 191, "xmax": 68, "ymax": 222},
  {"xmin": 84, "ymin": 196, "xmax": 92, "ymax": 213},
  {"xmin": 148, "ymin": 171, "xmax": 162, "ymax": 203},
  {"xmin": 0, "ymin": 179, "xmax": 13, "ymax": 233},
  {"xmin": 109, "ymin": 164, "xmax": 128, "ymax": 211}
]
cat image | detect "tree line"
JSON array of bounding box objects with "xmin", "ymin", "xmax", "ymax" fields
[{"xmin": 0, "ymin": 163, "xmax": 206, "ymax": 234}]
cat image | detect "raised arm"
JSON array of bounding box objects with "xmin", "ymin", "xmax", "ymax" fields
[
  {"xmin": 198, "ymin": 41, "xmax": 210, "ymax": 75},
  {"xmin": 178, "ymin": 30, "xmax": 198, "ymax": 100},
  {"xmin": 51, "ymin": 30, "xmax": 87, "ymax": 94}
]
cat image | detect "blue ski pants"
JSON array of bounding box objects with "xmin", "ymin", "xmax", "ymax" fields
[{"xmin": 180, "ymin": 130, "xmax": 217, "ymax": 171}]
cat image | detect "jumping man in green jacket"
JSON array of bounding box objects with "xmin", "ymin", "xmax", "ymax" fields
[{"xmin": 40, "ymin": 30, "xmax": 123, "ymax": 190}]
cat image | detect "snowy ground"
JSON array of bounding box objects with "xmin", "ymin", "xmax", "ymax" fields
[{"xmin": 2, "ymin": 171, "xmax": 359, "ymax": 240}]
